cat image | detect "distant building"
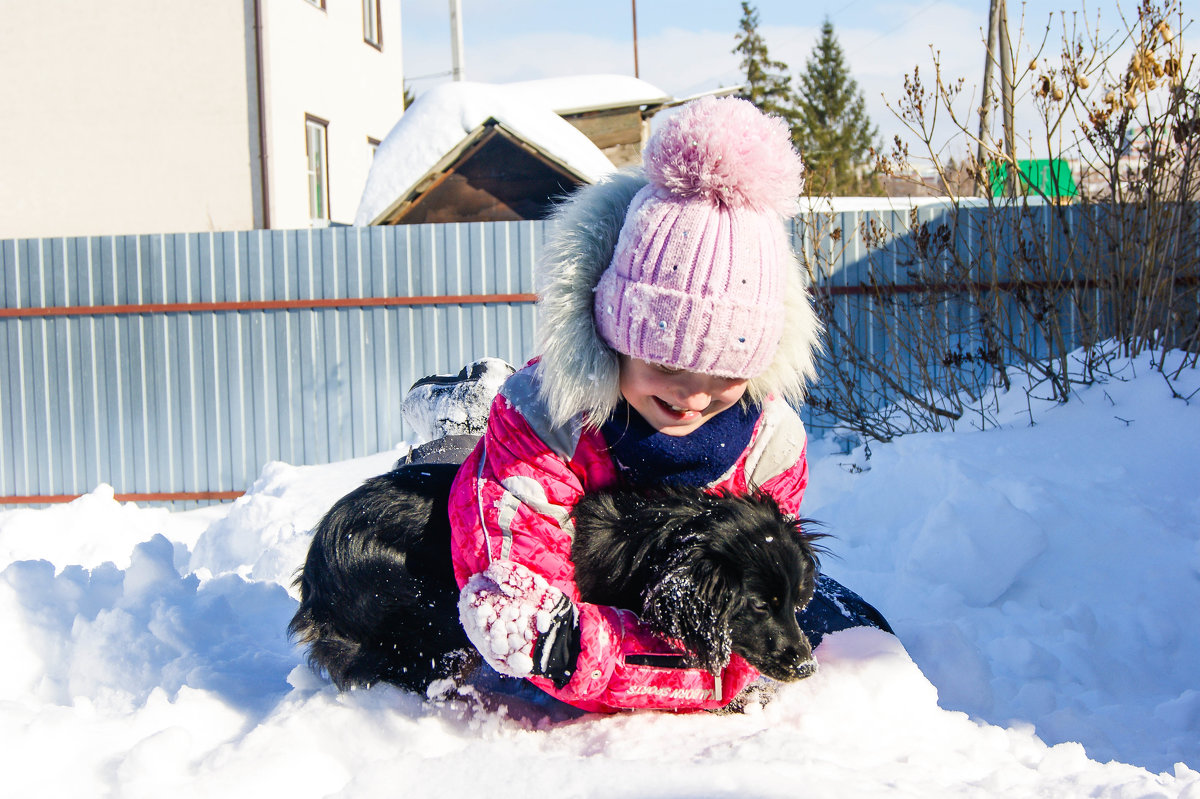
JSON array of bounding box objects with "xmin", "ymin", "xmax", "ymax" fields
[
  {"xmin": 505, "ymin": 75, "xmax": 672, "ymax": 167},
  {"xmin": 0, "ymin": 0, "xmax": 404, "ymax": 238},
  {"xmin": 879, "ymin": 161, "xmax": 976, "ymax": 199},
  {"xmin": 1075, "ymin": 123, "xmax": 1198, "ymax": 201}
]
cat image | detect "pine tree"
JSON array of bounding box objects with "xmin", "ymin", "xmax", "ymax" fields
[
  {"xmin": 793, "ymin": 19, "xmax": 880, "ymax": 195},
  {"xmin": 732, "ymin": 2, "xmax": 798, "ymax": 126}
]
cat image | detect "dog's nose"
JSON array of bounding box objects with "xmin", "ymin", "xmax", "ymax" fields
[
  {"xmin": 777, "ymin": 638, "xmax": 813, "ymax": 664},
  {"xmin": 794, "ymin": 658, "xmax": 818, "ymax": 680},
  {"xmin": 765, "ymin": 654, "xmax": 818, "ymax": 682}
]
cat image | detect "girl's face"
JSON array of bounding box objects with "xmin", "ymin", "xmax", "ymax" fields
[{"xmin": 618, "ymin": 356, "xmax": 749, "ymax": 437}]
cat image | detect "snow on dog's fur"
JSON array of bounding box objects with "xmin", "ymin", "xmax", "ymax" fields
[{"xmin": 571, "ymin": 486, "xmax": 825, "ymax": 681}]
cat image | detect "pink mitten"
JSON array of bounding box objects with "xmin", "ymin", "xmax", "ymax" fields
[{"xmin": 458, "ymin": 561, "xmax": 570, "ymax": 678}]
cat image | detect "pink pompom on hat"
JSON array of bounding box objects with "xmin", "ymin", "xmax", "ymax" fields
[{"xmin": 593, "ymin": 95, "xmax": 804, "ymax": 379}]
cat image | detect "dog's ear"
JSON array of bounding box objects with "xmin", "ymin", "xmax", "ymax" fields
[{"xmin": 640, "ymin": 549, "xmax": 737, "ymax": 675}]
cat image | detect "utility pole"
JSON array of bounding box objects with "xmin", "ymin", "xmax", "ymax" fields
[
  {"xmin": 632, "ymin": 0, "xmax": 640, "ymax": 78},
  {"xmin": 977, "ymin": 0, "xmax": 1001, "ymax": 196},
  {"xmin": 979, "ymin": 0, "xmax": 1017, "ymax": 196},
  {"xmin": 450, "ymin": 0, "xmax": 466, "ymax": 81},
  {"xmin": 998, "ymin": 0, "xmax": 1017, "ymax": 195}
]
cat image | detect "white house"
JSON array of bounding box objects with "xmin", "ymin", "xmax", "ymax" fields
[{"xmin": 0, "ymin": 0, "xmax": 405, "ymax": 238}]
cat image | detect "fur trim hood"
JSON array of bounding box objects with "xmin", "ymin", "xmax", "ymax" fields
[{"xmin": 534, "ymin": 171, "xmax": 823, "ymax": 430}]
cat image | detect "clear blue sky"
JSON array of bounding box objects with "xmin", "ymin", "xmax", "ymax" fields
[{"xmin": 399, "ymin": 1, "xmax": 1191, "ymax": 158}]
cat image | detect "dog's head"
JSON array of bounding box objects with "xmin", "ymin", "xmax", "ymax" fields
[{"xmin": 638, "ymin": 489, "xmax": 825, "ymax": 682}]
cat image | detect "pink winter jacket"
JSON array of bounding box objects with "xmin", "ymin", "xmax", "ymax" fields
[{"xmin": 448, "ymin": 364, "xmax": 811, "ymax": 713}]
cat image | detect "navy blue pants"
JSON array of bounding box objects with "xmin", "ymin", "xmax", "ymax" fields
[{"xmin": 798, "ymin": 574, "xmax": 893, "ymax": 648}]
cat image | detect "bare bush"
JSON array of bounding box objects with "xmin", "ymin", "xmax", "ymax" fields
[{"xmin": 802, "ymin": 1, "xmax": 1199, "ymax": 442}]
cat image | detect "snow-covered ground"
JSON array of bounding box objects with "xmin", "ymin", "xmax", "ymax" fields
[{"xmin": 1, "ymin": 352, "xmax": 1197, "ymax": 797}]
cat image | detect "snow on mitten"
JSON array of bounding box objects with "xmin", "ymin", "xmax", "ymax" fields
[{"xmin": 459, "ymin": 561, "xmax": 578, "ymax": 683}]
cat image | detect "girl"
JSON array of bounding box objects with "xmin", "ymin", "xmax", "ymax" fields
[{"xmin": 445, "ymin": 96, "xmax": 889, "ymax": 713}]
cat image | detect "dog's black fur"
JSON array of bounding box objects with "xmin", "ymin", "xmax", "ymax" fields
[
  {"xmin": 289, "ymin": 463, "xmax": 826, "ymax": 693},
  {"xmin": 288, "ymin": 463, "xmax": 474, "ymax": 691},
  {"xmin": 571, "ymin": 487, "xmax": 825, "ymax": 682}
]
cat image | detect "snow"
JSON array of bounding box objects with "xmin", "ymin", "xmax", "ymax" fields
[
  {"xmin": 2, "ymin": 351, "xmax": 1198, "ymax": 796},
  {"xmin": 400, "ymin": 357, "xmax": 515, "ymax": 442},
  {"xmin": 503, "ymin": 74, "xmax": 672, "ymax": 115},
  {"xmin": 354, "ymin": 81, "xmax": 619, "ymax": 226},
  {"xmin": 460, "ymin": 561, "xmax": 565, "ymax": 679}
]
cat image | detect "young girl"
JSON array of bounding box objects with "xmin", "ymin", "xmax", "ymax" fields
[{"xmin": 445, "ymin": 97, "xmax": 888, "ymax": 713}]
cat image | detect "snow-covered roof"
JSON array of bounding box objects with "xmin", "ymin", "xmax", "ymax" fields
[
  {"xmin": 503, "ymin": 74, "xmax": 672, "ymax": 116},
  {"xmin": 354, "ymin": 81, "xmax": 623, "ymax": 226}
]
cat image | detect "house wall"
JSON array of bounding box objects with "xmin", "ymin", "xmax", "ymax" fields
[
  {"xmin": 0, "ymin": 0, "xmax": 259, "ymax": 238},
  {"xmin": 562, "ymin": 107, "xmax": 649, "ymax": 168},
  {"xmin": 0, "ymin": 0, "xmax": 406, "ymax": 239},
  {"xmin": 259, "ymin": 0, "xmax": 406, "ymax": 228}
]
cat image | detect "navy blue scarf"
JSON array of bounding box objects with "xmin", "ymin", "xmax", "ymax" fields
[{"xmin": 600, "ymin": 401, "xmax": 762, "ymax": 489}]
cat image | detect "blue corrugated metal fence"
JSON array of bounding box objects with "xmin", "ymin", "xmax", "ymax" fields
[
  {"xmin": 5, "ymin": 201, "xmax": 1163, "ymax": 506},
  {"xmin": 1, "ymin": 224, "xmax": 541, "ymax": 505}
]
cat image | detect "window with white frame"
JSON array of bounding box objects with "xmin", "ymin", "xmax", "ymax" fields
[
  {"xmin": 305, "ymin": 116, "xmax": 330, "ymax": 224},
  {"xmin": 363, "ymin": 0, "xmax": 382, "ymax": 48}
]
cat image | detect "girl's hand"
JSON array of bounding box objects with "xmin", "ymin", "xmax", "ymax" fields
[{"xmin": 459, "ymin": 561, "xmax": 578, "ymax": 684}]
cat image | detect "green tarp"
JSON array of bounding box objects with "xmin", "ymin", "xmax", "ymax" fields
[{"xmin": 989, "ymin": 159, "xmax": 1079, "ymax": 198}]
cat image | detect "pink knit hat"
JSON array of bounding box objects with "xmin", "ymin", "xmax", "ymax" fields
[{"xmin": 593, "ymin": 96, "xmax": 804, "ymax": 379}]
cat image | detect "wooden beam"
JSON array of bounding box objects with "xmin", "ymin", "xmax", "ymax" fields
[{"xmin": 0, "ymin": 292, "xmax": 538, "ymax": 319}]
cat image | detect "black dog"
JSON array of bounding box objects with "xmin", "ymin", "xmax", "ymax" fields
[
  {"xmin": 571, "ymin": 487, "xmax": 825, "ymax": 682},
  {"xmin": 289, "ymin": 464, "xmax": 826, "ymax": 692}
]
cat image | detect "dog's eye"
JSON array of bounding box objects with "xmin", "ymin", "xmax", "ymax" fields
[{"xmin": 750, "ymin": 598, "xmax": 770, "ymax": 615}]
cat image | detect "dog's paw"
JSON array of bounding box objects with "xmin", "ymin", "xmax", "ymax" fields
[{"xmin": 459, "ymin": 561, "xmax": 565, "ymax": 677}]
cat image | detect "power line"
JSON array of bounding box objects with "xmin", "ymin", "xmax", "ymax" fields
[
  {"xmin": 843, "ymin": 0, "xmax": 942, "ymax": 60},
  {"xmin": 827, "ymin": 0, "xmax": 869, "ymax": 23},
  {"xmin": 407, "ymin": 69, "xmax": 454, "ymax": 82}
]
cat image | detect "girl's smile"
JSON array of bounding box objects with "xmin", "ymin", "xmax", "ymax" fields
[{"xmin": 619, "ymin": 356, "xmax": 749, "ymax": 436}]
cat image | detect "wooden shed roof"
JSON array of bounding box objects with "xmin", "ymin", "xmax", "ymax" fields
[
  {"xmin": 355, "ymin": 81, "xmax": 617, "ymax": 226},
  {"xmin": 371, "ymin": 119, "xmax": 595, "ymax": 225}
]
